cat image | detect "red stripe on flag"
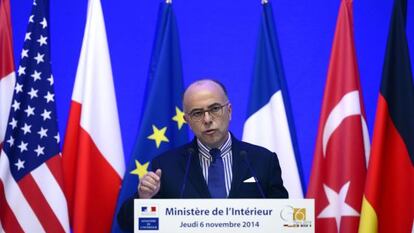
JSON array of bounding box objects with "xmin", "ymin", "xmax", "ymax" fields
[
  {"xmin": 62, "ymin": 101, "xmax": 81, "ymax": 222},
  {"xmin": 46, "ymin": 155, "xmax": 66, "ymax": 192},
  {"xmin": 19, "ymin": 174, "xmax": 65, "ymax": 233},
  {"xmin": 0, "ymin": 0, "xmax": 15, "ymax": 78},
  {"xmin": 0, "ymin": 180, "xmax": 24, "ymax": 233},
  {"xmin": 63, "ymin": 101, "xmax": 122, "ymax": 233},
  {"xmin": 364, "ymin": 95, "xmax": 414, "ymax": 232}
]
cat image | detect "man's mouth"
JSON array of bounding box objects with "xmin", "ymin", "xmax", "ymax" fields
[{"xmin": 204, "ymin": 129, "xmax": 216, "ymax": 135}]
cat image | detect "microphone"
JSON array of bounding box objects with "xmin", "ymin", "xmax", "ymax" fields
[
  {"xmin": 240, "ymin": 150, "xmax": 266, "ymax": 198},
  {"xmin": 180, "ymin": 148, "xmax": 195, "ymax": 198}
]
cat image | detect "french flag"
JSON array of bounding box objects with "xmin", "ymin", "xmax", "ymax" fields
[
  {"xmin": 141, "ymin": 206, "xmax": 157, "ymax": 213},
  {"xmin": 242, "ymin": 1, "xmax": 304, "ymax": 198}
]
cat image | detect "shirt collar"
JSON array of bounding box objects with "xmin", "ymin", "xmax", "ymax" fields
[{"xmin": 197, "ymin": 132, "xmax": 232, "ymax": 160}]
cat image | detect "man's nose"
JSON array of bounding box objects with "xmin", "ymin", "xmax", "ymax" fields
[{"xmin": 202, "ymin": 111, "xmax": 213, "ymax": 123}]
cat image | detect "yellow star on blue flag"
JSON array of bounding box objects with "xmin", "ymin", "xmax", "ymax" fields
[
  {"xmin": 147, "ymin": 125, "xmax": 169, "ymax": 148},
  {"xmin": 130, "ymin": 160, "xmax": 149, "ymax": 179},
  {"xmin": 172, "ymin": 106, "xmax": 186, "ymax": 129}
]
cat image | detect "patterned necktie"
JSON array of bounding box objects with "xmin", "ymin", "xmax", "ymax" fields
[{"xmin": 208, "ymin": 148, "xmax": 226, "ymax": 198}]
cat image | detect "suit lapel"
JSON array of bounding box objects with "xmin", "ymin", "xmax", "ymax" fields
[
  {"xmin": 228, "ymin": 137, "xmax": 250, "ymax": 198},
  {"xmin": 182, "ymin": 139, "xmax": 210, "ymax": 198}
]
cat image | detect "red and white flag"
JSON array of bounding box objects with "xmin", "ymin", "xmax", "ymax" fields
[
  {"xmin": 0, "ymin": 0, "xmax": 15, "ymax": 149},
  {"xmin": 0, "ymin": 0, "xmax": 70, "ymax": 232},
  {"xmin": 307, "ymin": 0, "xmax": 370, "ymax": 232},
  {"xmin": 62, "ymin": 0, "xmax": 125, "ymax": 232}
]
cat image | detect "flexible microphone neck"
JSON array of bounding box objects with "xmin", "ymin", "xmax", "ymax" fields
[
  {"xmin": 240, "ymin": 151, "xmax": 266, "ymax": 198},
  {"xmin": 180, "ymin": 148, "xmax": 195, "ymax": 198}
]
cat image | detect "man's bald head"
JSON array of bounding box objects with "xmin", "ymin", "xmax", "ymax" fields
[{"xmin": 183, "ymin": 79, "xmax": 228, "ymax": 112}]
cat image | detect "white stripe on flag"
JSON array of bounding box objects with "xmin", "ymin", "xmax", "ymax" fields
[
  {"xmin": 31, "ymin": 163, "xmax": 69, "ymax": 233},
  {"xmin": 243, "ymin": 91, "xmax": 303, "ymax": 198},
  {"xmin": 0, "ymin": 72, "xmax": 16, "ymax": 142},
  {"xmin": 0, "ymin": 150, "xmax": 45, "ymax": 233},
  {"xmin": 71, "ymin": 0, "xmax": 124, "ymax": 178}
]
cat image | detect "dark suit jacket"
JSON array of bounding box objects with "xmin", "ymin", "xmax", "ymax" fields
[{"xmin": 117, "ymin": 135, "xmax": 288, "ymax": 232}]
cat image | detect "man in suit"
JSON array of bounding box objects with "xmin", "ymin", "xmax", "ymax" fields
[{"xmin": 118, "ymin": 79, "xmax": 288, "ymax": 231}]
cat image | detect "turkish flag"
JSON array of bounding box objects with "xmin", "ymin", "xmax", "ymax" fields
[{"xmin": 306, "ymin": 0, "xmax": 369, "ymax": 233}]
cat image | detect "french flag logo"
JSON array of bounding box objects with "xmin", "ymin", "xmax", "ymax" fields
[{"xmin": 141, "ymin": 206, "xmax": 157, "ymax": 215}]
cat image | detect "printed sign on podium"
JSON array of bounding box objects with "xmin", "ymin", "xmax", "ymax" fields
[{"xmin": 134, "ymin": 199, "xmax": 314, "ymax": 233}]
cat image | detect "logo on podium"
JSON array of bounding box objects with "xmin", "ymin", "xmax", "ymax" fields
[
  {"xmin": 280, "ymin": 205, "xmax": 312, "ymax": 228},
  {"xmin": 138, "ymin": 205, "xmax": 159, "ymax": 230}
]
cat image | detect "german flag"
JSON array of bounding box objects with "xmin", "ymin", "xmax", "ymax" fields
[{"xmin": 358, "ymin": 0, "xmax": 414, "ymax": 232}]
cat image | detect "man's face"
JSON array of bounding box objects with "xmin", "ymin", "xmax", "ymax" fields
[{"xmin": 183, "ymin": 81, "xmax": 232, "ymax": 148}]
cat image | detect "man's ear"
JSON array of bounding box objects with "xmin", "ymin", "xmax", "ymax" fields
[
  {"xmin": 184, "ymin": 114, "xmax": 193, "ymax": 128},
  {"xmin": 228, "ymin": 103, "xmax": 232, "ymax": 121},
  {"xmin": 184, "ymin": 115, "xmax": 195, "ymax": 131}
]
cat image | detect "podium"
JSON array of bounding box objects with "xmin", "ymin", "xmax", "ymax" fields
[{"xmin": 134, "ymin": 199, "xmax": 314, "ymax": 233}]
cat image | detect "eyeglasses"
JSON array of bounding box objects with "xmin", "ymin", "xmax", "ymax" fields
[{"xmin": 186, "ymin": 102, "xmax": 229, "ymax": 122}]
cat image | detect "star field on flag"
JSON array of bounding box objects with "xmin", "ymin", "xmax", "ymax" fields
[{"xmin": 3, "ymin": 1, "xmax": 60, "ymax": 182}]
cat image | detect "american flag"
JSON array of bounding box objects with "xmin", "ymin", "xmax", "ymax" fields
[{"xmin": 0, "ymin": 0, "xmax": 69, "ymax": 232}]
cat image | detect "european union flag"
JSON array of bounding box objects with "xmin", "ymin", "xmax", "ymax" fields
[{"xmin": 111, "ymin": 2, "xmax": 188, "ymax": 232}]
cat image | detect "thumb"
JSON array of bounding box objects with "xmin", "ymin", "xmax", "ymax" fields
[{"xmin": 155, "ymin": 169, "xmax": 162, "ymax": 179}]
